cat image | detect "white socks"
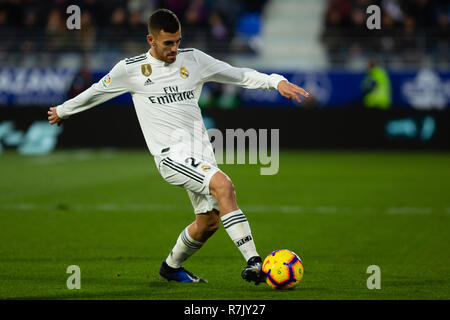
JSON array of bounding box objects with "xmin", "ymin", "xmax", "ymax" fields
[
  {"xmin": 165, "ymin": 210, "xmax": 258, "ymax": 268},
  {"xmin": 221, "ymin": 209, "xmax": 259, "ymax": 262},
  {"xmin": 165, "ymin": 227, "xmax": 203, "ymax": 269}
]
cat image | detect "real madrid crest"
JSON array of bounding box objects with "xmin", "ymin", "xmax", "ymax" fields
[
  {"xmin": 201, "ymin": 164, "xmax": 211, "ymax": 172},
  {"xmin": 180, "ymin": 66, "xmax": 189, "ymax": 79},
  {"xmin": 141, "ymin": 64, "xmax": 152, "ymax": 77}
]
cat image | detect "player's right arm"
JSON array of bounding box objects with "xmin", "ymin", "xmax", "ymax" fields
[{"xmin": 48, "ymin": 60, "xmax": 130, "ymax": 126}]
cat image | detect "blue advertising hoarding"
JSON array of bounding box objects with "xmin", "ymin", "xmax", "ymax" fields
[
  {"xmin": 0, "ymin": 67, "xmax": 449, "ymax": 109},
  {"xmin": 0, "ymin": 68, "xmax": 76, "ymax": 106},
  {"xmin": 240, "ymin": 69, "xmax": 450, "ymax": 109}
]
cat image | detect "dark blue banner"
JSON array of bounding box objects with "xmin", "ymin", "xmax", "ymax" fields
[
  {"xmin": 240, "ymin": 69, "xmax": 450, "ymax": 109},
  {"xmin": 1, "ymin": 67, "xmax": 449, "ymax": 109},
  {"xmin": 0, "ymin": 68, "xmax": 76, "ymax": 106}
]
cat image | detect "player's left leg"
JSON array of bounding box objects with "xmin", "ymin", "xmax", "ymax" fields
[{"xmin": 209, "ymin": 171, "xmax": 265, "ymax": 285}]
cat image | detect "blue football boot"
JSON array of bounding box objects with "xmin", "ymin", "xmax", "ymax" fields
[{"xmin": 159, "ymin": 261, "xmax": 207, "ymax": 283}]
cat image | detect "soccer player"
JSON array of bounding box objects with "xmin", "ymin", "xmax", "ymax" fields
[{"xmin": 48, "ymin": 9, "xmax": 309, "ymax": 284}]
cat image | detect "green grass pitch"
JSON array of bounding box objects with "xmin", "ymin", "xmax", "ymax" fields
[{"xmin": 0, "ymin": 150, "xmax": 449, "ymax": 299}]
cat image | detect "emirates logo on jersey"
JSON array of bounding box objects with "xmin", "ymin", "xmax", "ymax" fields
[{"xmin": 180, "ymin": 66, "xmax": 189, "ymax": 79}]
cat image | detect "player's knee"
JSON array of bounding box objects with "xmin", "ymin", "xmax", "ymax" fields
[{"xmin": 211, "ymin": 173, "xmax": 235, "ymax": 199}]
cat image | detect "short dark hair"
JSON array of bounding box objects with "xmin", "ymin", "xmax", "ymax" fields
[{"xmin": 148, "ymin": 9, "xmax": 180, "ymax": 34}]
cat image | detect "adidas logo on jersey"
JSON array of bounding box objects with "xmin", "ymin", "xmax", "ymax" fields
[{"xmin": 144, "ymin": 78, "xmax": 154, "ymax": 86}]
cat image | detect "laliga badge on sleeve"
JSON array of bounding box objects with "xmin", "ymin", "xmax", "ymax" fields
[{"xmin": 102, "ymin": 74, "xmax": 111, "ymax": 87}]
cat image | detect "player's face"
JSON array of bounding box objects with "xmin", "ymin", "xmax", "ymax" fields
[{"xmin": 148, "ymin": 29, "xmax": 182, "ymax": 64}]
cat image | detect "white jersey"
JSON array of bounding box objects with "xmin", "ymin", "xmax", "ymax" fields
[{"xmin": 56, "ymin": 48, "xmax": 287, "ymax": 163}]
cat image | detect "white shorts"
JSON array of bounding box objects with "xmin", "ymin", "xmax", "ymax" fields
[{"xmin": 155, "ymin": 151, "xmax": 220, "ymax": 214}]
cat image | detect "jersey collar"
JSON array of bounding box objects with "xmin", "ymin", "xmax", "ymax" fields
[{"xmin": 146, "ymin": 50, "xmax": 170, "ymax": 67}]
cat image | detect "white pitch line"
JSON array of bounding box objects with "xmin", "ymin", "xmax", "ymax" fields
[
  {"xmin": 0, "ymin": 203, "xmax": 443, "ymax": 215},
  {"xmin": 27, "ymin": 150, "xmax": 117, "ymax": 166},
  {"xmin": 0, "ymin": 203, "xmax": 39, "ymax": 210},
  {"xmin": 386, "ymin": 207, "xmax": 432, "ymax": 215}
]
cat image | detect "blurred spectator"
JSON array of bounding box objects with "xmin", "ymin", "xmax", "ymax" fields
[
  {"xmin": 76, "ymin": 11, "xmax": 97, "ymax": 52},
  {"xmin": 398, "ymin": 15, "xmax": 422, "ymax": 65},
  {"xmin": 158, "ymin": 0, "xmax": 189, "ymax": 22},
  {"xmin": 324, "ymin": 0, "xmax": 352, "ymax": 27},
  {"xmin": 381, "ymin": 0, "xmax": 404, "ymax": 25},
  {"xmin": 434, "ymin": 1, "xmax": 450, "ymax": 67},
  {"xmin": 0, "ymin": 8, "xmax": 8, "ymax": 26},
  {"xmin": 207, "ymin": 11, "xmax": 230, "ymax": 52},
  {"xmin": 45, "ymin": 7, "xmax": 71, "ymax": 52},
  {"xmin": 403, "ymin": 0, "xmax": 435, "ymax": 29},
  {"xmin": 361, "ymin": 59, "xmax": 392, "ymax": 110},
  {"xmin": 127, "ymin": 0, "xmax": 155, "ymax": 26},
  {"xmin": 68, "ymin": 61, "xmax": 94, "ymax": 98},
  {"xmin": 322, "ymin": 0, "xmax": 352, "ymax": 64},
  {"xmin": 182, "ymin": 0, "xmax": 208, "ymax": 48},
  {"xmin": 184, "ymin": 0, "xmax": 207, "ymax": 26},
  {"xmin": 19, "ymin": 9, "xmax": 41, "ymax": 53},
  {"xmin": 128, "ymin": 10, "xmax": 147, "ymax": 37},
  {"xmin": 123, "ymin": 10, "xmax": 148, "ymax": 54},
  {"xmin": 102, "ymin": 6, "xmax": 129, "ymax": 50},
  {"xmin": 81, "ymin": 0, "xmax": 108, "ymax": 26},
  {"xmin": 110, "ymin": 6, "xmax": 128, "ymax": 29}
]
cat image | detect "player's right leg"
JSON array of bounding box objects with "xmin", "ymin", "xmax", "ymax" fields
[
  {"xmin": 209, "ymin": 172, "xmax": 265, "ymax": 285},
  {"xmin": 159, "ymin": 210, "xmax": 220, "ymax": 283},
  {"xmin": 156, "ymin": 154, "xmax": 221, "ymax": 283}
]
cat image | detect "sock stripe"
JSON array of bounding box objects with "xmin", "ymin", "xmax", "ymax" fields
[
  {"xmin": 223, "ymin": 217, "xmax": 248, "ymax": 229},
  {"xmin": 221, "ymin": 210, "xmax": 259, "ymax": 262},
  {"xmin": 181, "ymin": 229, "xmax": 202, "ymax": 249},
  {"xmin": 221, "ymin": 212, "xmax": 246, "ymax": 224},
  {"xmin": 181, "ymin": 234, "xmax": 199, "ymax": 249}
]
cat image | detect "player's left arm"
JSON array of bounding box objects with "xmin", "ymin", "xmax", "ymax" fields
[
  {"xmin": 194, "ymin": 49, "xmax": 310, "ymax": 103},
  {"xmin": 277, "ymin": 80, "xmax": 310, "ymax": 103},
  {"xmin": 210, "ymin": 68, "xmax": 310, "ymax": 103}
]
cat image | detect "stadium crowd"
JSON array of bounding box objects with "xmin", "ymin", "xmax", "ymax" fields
[
  {"xmin": 322, "ymin": 0, "xmax": 449, "ymax": 68},
  {"xmin": 0, "ymin": 0, "xmax": 268, "ymax": 67},
  {"xmin": 1, "ymin": 0, "xmax": 448, "ymax": 69}
]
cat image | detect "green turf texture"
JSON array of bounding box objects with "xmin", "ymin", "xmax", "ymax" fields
[{"xmin": 0, "ymin": 150, "xmax": 449, "ymax": 300}]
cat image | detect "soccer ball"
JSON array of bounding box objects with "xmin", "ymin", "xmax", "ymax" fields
[{"xmin": 262, "ymin": 249, "xmax": 304, "ymax": 289}]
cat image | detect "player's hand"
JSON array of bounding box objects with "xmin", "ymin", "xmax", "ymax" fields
[
  {"xmin": 277, "ymin": 80, "xmax": 310, "ymax": 103},
  {"xmin": 48, "ymin": 107, "xmax": 63, "ymax": 126}
]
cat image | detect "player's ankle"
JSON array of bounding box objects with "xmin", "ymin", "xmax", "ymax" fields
[{"xmin": 247, "ymin": 256, "xmax": 262, "ymax": 263}]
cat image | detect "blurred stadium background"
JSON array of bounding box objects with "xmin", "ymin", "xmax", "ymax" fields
[
  {"xmin": 0, "ymin": 0, "xmax": 449, "ymax": 151},
  {"xmin": 0, "ymin": 0, "xmax": 449, "ymax": 300}
]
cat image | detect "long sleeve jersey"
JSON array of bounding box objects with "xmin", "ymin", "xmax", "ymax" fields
[{"xmin": 56, "ymin": 48, "xmax": 287, "ymax": 161}]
